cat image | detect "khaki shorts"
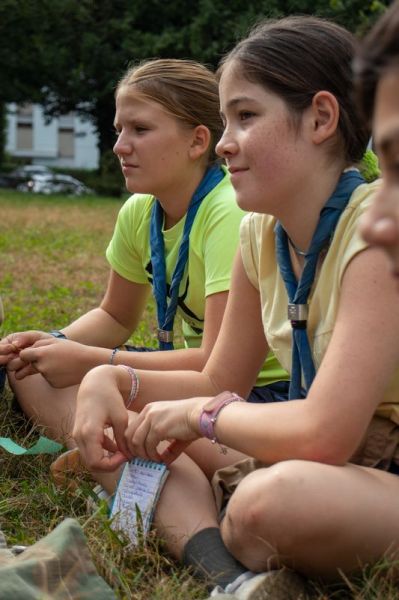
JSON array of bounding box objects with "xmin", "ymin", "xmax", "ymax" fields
[{"xmin": 211, "ymin": 415, "xmax": 399, "ymax": 515}]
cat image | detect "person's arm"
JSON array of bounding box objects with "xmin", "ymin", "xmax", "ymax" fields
[
  {"xmin": 76, "ymin": 246, "xmax": 399, "ymax": 471},
  {"xmin": 210, "ymin": 245, "xmax": 399, "ymax": 463},
  {"xmin": 7, "ymin": 270, "xmax": 151, "ymax": 385},
  {"xmin": 107, "ymin": 289, "xmax": 229, "ymax": 372},
  {"xmin": 103, "ymin": 184, "xmax": 245, "ymax": 372},
  {"xmin": 73, "ymin": 252, "xmax": 269, "ymax": 468},
  {"xmin": 62, "ymin": 269, "xmax": 151, "ymax": 346}
]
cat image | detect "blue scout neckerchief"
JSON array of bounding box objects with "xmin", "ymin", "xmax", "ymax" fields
[
  {"xmin": 275, "ymin": 169, "xmax": 366, "ymax": 399},
  {"xmin": 150, "ymin": 165, "xmax": 225, "ymax": 350}
]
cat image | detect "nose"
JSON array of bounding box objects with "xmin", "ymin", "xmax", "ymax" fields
[
  {"xmin": 360, "ymin": 185, "xmax": 399, "ymax": 248},
  {"xmin": 216, "ymin": 128, "xmax": 238, "ymax": 159},
  {"xmin": 359, "ymin": 184, "xmax": 399, "ymax": 272},
  {"xmin": 113, "ymin": 131, "xmax": 131, "ymax": 157}
]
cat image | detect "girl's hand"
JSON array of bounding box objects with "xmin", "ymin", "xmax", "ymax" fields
[
  {"xmin": 124, "ymin": 397, "xmax": 206, "ymax": 464},
  {"xmin": 73, "ymin": 366, "xmax": 132, "ymax": 472},
  {"xmin": 0, "ymin": 330, "xmax": 50, "ymax": 367},
  {"xmin": 10, "ymin": 338, "xmax": 94, "ymax": 387}
]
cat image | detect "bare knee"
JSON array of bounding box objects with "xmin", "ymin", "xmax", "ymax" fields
[{"xmin": 222, "ymin": 460, "xmax": 320, "ymax": 567}]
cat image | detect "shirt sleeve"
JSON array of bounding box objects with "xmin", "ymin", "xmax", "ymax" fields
[
  {"xmin": 202, "ymin": 196, "xmax": 245, "ymax": 297},
  {"xmin": 240, "ymin": 212, "xmax": 261, "ymax": 290},
  {"xmin": 106, "ymin": 195, "xmax": 150, "ymax": 284}
]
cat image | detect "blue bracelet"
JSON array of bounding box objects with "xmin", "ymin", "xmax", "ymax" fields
[{"xmin": 49, "ymin": 330, "xmax": 67, "ymax": 339}]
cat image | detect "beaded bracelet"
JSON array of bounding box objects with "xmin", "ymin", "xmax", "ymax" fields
[
  {"xmin": 110, "ymin": 347, "xmax": 119, "ymax": 364},
  {"xmin": 119, "ymin": 365, "xmax": 140, "ymax": 409}
]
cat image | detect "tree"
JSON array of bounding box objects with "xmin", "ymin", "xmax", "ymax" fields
[{"xmin": 0, "ymin": 0, "xmax": 390, "ymax": 168}]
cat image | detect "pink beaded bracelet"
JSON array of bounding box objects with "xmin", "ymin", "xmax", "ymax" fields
[{"xmin": 119, "ymin": 365, "xmax": 140, "ymax": 409}]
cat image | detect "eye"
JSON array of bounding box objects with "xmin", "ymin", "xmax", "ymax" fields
[
  {"xmin": 239, "ymin": 111, "xmax": 255, "ymax": 121},
  {"xmin": 135, "ymin": 125, "xmax": 149, "ymax": 134}
]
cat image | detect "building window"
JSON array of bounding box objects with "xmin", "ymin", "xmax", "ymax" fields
[
  {"xmin": 16, "ymin": 123, "xmax": 33, "ymax": 150},
  {"xmin": 58, "ymin": 128, "xmax": 74, "ymax": 158},
  {"xmin": 16, "ymin": 103, "xmax": 33, "ymax": 150}
]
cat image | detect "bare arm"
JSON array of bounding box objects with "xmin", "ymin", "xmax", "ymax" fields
[
  {"xmin": 12, "ymin": 267, "xmax": 236, "ymax": 386},
  {"xmin": 5, "ymin": 270, "xmax": 151, "ymax": 384},
  {"xmin": 62, "ymin": 269, "xmax": 151, "ymax": 347},
  {"xmin": 96, "ymin": 246, "xmax": 399, "ymax": 469},
  {"xmin": 194, "ymin": 246, "xmax": 399, "ymax": 463},
  {"xmin": 131, "ymin": 250, "xmax": 269, "ymax": 405},
  {"xmin": 109, "ymin": 289, "xmax": 230, "ymax": 372},
  {"xmin": 73, "ymin": 252, "xmax": 270, "ymax": 467}
]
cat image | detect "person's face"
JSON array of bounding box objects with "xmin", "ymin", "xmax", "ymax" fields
[
  {"xmin": 216, "ymin": 63, "xmax": 307, "ymax": 216},
  {"xmin": 360, "ymin": 69, "xmax": 399, "ymax": 278},
  {"xmin": 113, "ymin": 87, "xmax": 196, "ymax": 197}
]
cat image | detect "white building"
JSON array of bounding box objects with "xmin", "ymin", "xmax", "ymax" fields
[{"xmin": 5, "ymin": 103, "xmax": 99, "ymax": 170}]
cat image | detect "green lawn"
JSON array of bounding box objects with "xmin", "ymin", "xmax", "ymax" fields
[{"xmin": 0, "ymin": 191, "xmax": 397, "ymax": 599}]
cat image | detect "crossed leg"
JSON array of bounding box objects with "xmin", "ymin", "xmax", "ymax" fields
[
  {"xmin": 8, "ymin": 372, "xmax": 78, "ymax": 444},
  {"xmin": 221, "ymin": 459, "xmax": 399, "ymax": 579}
]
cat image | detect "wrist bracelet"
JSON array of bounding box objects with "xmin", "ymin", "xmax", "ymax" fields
[
  {"xmin": 199, "ymin": 391, "xmax": 243, "ymax": 453},
  {"xmin": 110, "ymin": 347, "xmax": 119, "ymax": 364},
  {"xmin": 49, "ymin": 330, "xmax": 67, "ymax": 340},
  {"xmin": 119, "ymin": 365, "xmax": 140, "ymax": 409}
]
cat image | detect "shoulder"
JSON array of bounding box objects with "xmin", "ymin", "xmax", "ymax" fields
[
  {"xmin": 115, "ymin": 194, "xmax": 155, "ymax": 234},
  {"xmin": 240, "ymin": 211, "xmax": 276, "ymax": 246},
  {"xmin": 118, "ymin": 193, "xmax": 155, "ymax": 218},
  {"xmin": 240, "ymin": 212, "xmax": 277, "ymax": 288},
  {"xmin": 336, "ymin": 179, "xmax": 381, "ymax": 243},
  {"xmin": 328, "ymin": 179, "xmax": 381, "ymax": 282},
  {"xmin": 345, "ymin": 179, "xmax": 381, "ymax": 219}
]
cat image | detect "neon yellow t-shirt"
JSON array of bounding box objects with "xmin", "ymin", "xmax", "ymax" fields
[{"xmin": 107, "ymin": 168, "xmax": 287, "ymax": 386}]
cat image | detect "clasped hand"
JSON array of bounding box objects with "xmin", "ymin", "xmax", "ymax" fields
[
  {"xmin": 0, "ymin": 330, "xmax": 50, "ymax": 369},
  {"xmin": 0, "ymin": 331, "xmax": 92, "ymax": 387},
  {"xmin": 73, "ymin": 372, "xmax": 206, "ymax": 471}
]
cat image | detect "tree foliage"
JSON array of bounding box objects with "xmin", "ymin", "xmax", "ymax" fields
[{"xmin": 0, "ymin": 0, "xmax": 391, "ymax": 166}]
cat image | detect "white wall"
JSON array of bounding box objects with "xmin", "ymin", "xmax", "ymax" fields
[{"xmin": 5, "ymin": 103, "xmax": 99, "ymax": 170}]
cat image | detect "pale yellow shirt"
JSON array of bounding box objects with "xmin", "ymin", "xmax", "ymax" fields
[{"xmin": 240, "ymin": 180, "xmax": 399, "ymax": 424}]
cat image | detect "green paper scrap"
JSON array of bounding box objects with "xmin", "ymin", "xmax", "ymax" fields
[{"xmin": 0, "ymin": 435, "xmax": 63, "ymax": 455}]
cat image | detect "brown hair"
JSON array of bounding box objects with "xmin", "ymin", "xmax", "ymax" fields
[
  {"xmin": 218, "ymin": 16, "xmax": 370, "ymax": 163},
  {"xmin": 117, "ymin": 58, "xmax": 222, "ymax": 164},
  {"xmin": 354, "ymin": 0, "xmax": 399, "ymax": 125}
]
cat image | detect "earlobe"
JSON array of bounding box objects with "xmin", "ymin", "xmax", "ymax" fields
[
  {"xmin": 311, "ymin": 91, "xmax": 339, "ymax": 145},
  {"xmin": 189, "ymin": 125, "xmax": 211, "ymax": 160}
]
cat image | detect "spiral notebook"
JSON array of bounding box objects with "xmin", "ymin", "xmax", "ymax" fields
[{"xmin": 110, "ymin": 458, "xmax": 169, "ymax": 545}]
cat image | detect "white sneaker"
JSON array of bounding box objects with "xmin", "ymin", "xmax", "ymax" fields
[{"xmin": 209, "ymin": 568, "xmax": 307, "ymax": 599}]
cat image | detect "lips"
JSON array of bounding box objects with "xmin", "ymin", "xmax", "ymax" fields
[
  {"xmin": 121, "ymin": 163, "xmax": 139, "ymax": 175},
  {"xmin": 228, "ymin": 165, "xmax": 248, "ymax": 174}
]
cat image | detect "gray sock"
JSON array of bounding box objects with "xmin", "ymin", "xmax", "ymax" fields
[{"xmin": 182, "ymin": 527, "xmax": 247, "ymax": 590}]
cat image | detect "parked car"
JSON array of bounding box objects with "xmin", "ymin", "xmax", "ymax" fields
[
  {"xmin": 17, "ymin": 173, "xmax": 94, "ymax": 196},
  {"xmin": 10, "ymin": 165, "xmax": 52, "ymax": 178},
  {"xmin": 5, "ymin": 165, "xmax": 52, "ymax": 188}
]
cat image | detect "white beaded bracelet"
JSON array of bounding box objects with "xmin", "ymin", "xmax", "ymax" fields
[{"xmin": 119, "ymin": 365, "xmax": 140, "ymax": 409}]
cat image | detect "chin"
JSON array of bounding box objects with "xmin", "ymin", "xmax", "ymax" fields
[{"xmin": 236, "ymin": 194, "xmax": 259, "ymax": 213}]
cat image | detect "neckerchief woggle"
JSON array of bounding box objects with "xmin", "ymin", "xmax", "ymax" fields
[
  {"xmin": 275, "ymin": 169, "xmax": 366, "ymax": 399},
  {"xmin": 150, "ymin": 165, "xmax": 224, "ymax": 350}
]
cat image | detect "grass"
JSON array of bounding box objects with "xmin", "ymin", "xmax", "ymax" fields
[{"xmin": 0, "ymin": 190, "xmax": 397, "ymax": 599}]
